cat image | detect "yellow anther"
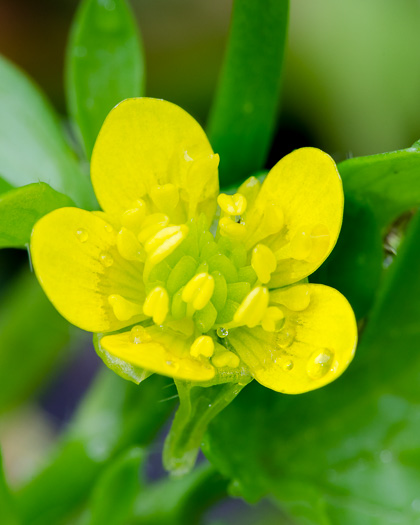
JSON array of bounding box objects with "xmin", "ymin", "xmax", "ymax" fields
[
  {"xmin": 144, "ymin": 225, "xmax": 184, "ymax": 253},
  {"xmin": 148, "ymin": 225, "xmax": 189, "ymax": 266},
  {"xmin": 138, "ymin": 214, "xmax": 170, "ymax": 244},
  {"xmin": 217, "ymin": 193, "xmax": 247, "ymax": 215},
  {"xmin": 261, "ymin": 202, "xmax": 284, "ymax": 236},
  {"xmin": 190, "ymin": 336, "xmax": 215, "ymax": 358},
  {"xmin": 251, "ymin": 243, "xmax": 277, "ymax": 283},
  {"xmin": 307, "ymin": 224, "xmax": 330, "ymax": 263},
  {"xmin": 143, "ymin": 286, "xmax": 169, "ymax": 325},
  {"xmin": 261, "ymin": 306, "xmax": 285, "ymax": 332},
  {"xmin": 219, "ymin": 216, "xmax": 247, "ymax": 239},
  {"xmin": 233, "ymin": 286, "xmax": 269, "ymax": 328},
  {"xmin": 212, "ymin": 350, "xmax": 240, "ymax": 368},
  {"xmin": 270, "ymin": 284, "xmax": 311, "ymax": 311},
  {"xmin": 151, "ymin": 184, "xmax": 179, "ymax": 213},
  {"xmin": 117, "ymin": 227, "xmax": 145, "ymax": 262},
  {"xmin": 182, "ymin": 273, "xmax": 215, "ymax": 311},
  {"xmin": 289, "ymin": 224, "xmax": 330, "ymax": 262},
  {"xmin": 289, "ymin": 227, "xmax": 312, "ymax": 260},
  {"xmin": 108, "ymin": 295, "xmax": 143, "ymax": 321},
  {"xmin": 121, "ymin": 199, "xmax": 147, "ymax": 230},
  {"xmin": 237, "ymin": 176, "xmax": 261, "ymax": 206}
]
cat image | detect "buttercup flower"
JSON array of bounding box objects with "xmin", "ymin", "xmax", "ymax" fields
[{"xmin": 31, "ymin": 98, "xmax": 357, "ymax": 395}]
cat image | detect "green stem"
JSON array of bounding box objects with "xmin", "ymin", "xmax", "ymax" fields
[
  {"xmin": 207, "ymin": 0, "xmax": 289, "ymax": 186},
  {"xmin": 163, "ymin": 378, "xmax": 251, "ymax": 476}
]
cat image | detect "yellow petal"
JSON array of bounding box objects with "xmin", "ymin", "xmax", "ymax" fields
[
  {"xmin": 244, "ymin": 148, "xmax": 343, "ymax": 286},
  {"xmin": 31, "ymin": 207, "xmax": 146, "ymax": 332},
  {"xmin": 100, "ymin": 325, "xmax": 215, "ymax": 382},
  {"xmin": 228, "ymin": 284, "xmax": 357, "ymax": 394},
  {"xmin": 91, "ymin": 98, "xmax": 219, "ymax": 225}
]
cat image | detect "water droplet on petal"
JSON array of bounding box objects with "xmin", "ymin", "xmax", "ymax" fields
[
  {"xmin": 130, "ymin": 325, "xmax": 151, "ymax": 344},
  {"xmin": 217, "ymin": 327, "xmax": 229, "ymax": 338},
  {"xmin": 276, "ymin": 326, "xmax": 296, "ymax": 348},
  {"xmin": 76, "ymin": 229, "xmax": 88, "ymax": 242},
  {"xmin": 283, "ymin": 360, "xmax": 294, "ymax": 371},
  {"xmin": 307, "ymin": 348, "xmax": 334, "ymax": 379},
  {"xmin": 100, "ymin": 253, "xmax": 113, "ymax": 267}
]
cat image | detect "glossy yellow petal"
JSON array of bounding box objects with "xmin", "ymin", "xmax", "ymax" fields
[
  {"xmin": 244, "ymin": 148, "xmax": 343, "ymax": 286},
  {"xmin": 228, "ymin": 284, "xmax": 357, "ymax": 394},
  {"xmin": 31, "ymin": 207, "xmax": 146, "ymax": 332},
  {"xmin": 100, "ymin": 325, "xmax": 215, "ymax": 382},
  {"xmin": 91, "ymin": 98, "xmax": 219, "ymax": 225}
]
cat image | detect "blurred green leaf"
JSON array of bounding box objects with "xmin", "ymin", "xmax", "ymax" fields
[
  {"xmin": 0, "ymin": 55, "xmax": 95, "ymax": 209},
  {"xmin": 0, "ymin": 269, "xmax": 71, "ymax": 413},
  {"xmin": 338, "ymin": 141, "xmax": 420, "ymax": 229},
  {"xmin": 66, "ymin": 0, "xmax": 145, "ymax": 158},
  {"xmin": 132, "ymin": 463, "xmax": 227, "ymax": 525},
  {"xmin": 204, "ymin": 210, "xmax": 420, "ymax": 523},
  {"xmin": 88, "ymin": 447, "xmax": 144, "ymax": 525},
  {"xmin": 0, "ymin": 175, "xmax": 13, "ymax": 195},
  {"xmin": 313, "ymin": 196, "xmax": 383, "ymax": 320},
  {"xmin": 0, "ymin": 448, "xmax": 20, "ymax": 525},
  {"xmin": 15, "ymin": 370, "xmax": 175, "ymax": 525},
  {"xmin": 0, "ymin": 183, "xmax": 74, "ymax": 249},
  {"xmin": 207, "ymin": 0, "xmax": 289, "ymax": 186}
]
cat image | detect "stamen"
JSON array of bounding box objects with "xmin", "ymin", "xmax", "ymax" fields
[
  {"xmin": 117, "ymin": 227, "xmax": 145, "ymax": 262},
  {"xmin": 212, "ymin": 350, "xmax": 240, "ymax": 368},
  {"xmin": 182, "ymin": 272, "xmax": 215, "ymax": 311},
  {"xmin": 143, "ymin": 286, "xmax": 169, "ymax": 325},
  {"xmin": 289, "ymin": 225, "xmax": 330, "ymax": 262},
  {"xmin": 151, "ymin": 184, "xmax": 179, "ymax": 213},
  {"xmin": 190, "ymin": 335, "xmax": 214, "ymax": 358},
  {"xmin": 217, "ymin": 193, "xmax": 247, "ymax": 215},
  {"xmin": 270, "ymin": 284, "xmax": 311, "ymax": 311},
  {"xmin": 251, "ymin": 243, "xmax": 277, "ymax": 283},
  {"xmin": 138, "ymin": 214, "xmax": 170, "ymax": 244},
  {"xmin": 219, "ymin": 217, "xmax": 247, "ymax": 239},
  {"xmin": 121, "ymin": 199, "xmax": 147, "ymax": 230},
  {"xmin": 233, "ymin": 286, "xmax": 269, "ymax": 328},
  {"xmin": 108, "ymin": 294, "xmax": 143, "ymax": 321},
  {"xmin": 261, "ymin": 306, "xmax": 285, "ymax": 332}
]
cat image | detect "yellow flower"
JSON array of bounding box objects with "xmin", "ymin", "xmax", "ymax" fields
[{"xmin": 31, "ymin": 98, "xmax": 357, "ymax": 395}]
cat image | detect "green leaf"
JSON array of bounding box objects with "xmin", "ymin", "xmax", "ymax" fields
[
  {"xmin": 0, "ymin": 448, "xmax": 20, "ymax": 525},
  {"xmin": 132, "ymin": 463, "xmax": 227, "ymax": 525},
  {"xmin": 66, "ymin": 0, "xmax": 145, "ymax": 158},
  {"xmin": 0, "ymin": 183, "xmax": 74, "ymax": 249},
  {"xmin": 163, "ymin": 379, "xmax": 251, "ymax": 476},
  {"xmin": 0, "ymin": 269, "xmax": 71, "ymax": 413},
  {"xmin": 88, "ymin": 447, "xmax": 145, "ymax": 525},
  {"xmin": 338, "ymin": 141, "xmax": 420, "ymax": 229},
  {"xmin": 15, "ymin": 370, "xmax": 176, "ymax": 525},
  {"xmin": 0, "ymin": 55, "xmax": 95, "ymax": 209},
  {"xmin": 207, "ymin": 0, "xmax": 289, "ymax": 186},
  {"xmin": 204, "ymin": 210, "xmax": 420, "ymax": 523},
  {"xmin": 312, "ymin": 196, "xmax": 383, "ymax": 320}
]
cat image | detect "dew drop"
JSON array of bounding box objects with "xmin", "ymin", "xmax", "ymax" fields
[
  {"xmin": 217, "ymin": 327, "xmax": 229, "ymax": 338},
  {"xmin": 307, "ymin": 348, "xmax": 334, "ymax": 379},
  {"xmin": 283, "ymin": 360, "xmax": 294, "ymax": 371},
  {"xmin": 76, "ymin": 229, "xmax": 88, "ymax": 242},
  {"xmin": 100, "ymin": 253, "xmax": 113, "ymax": 267},
  {"xmin": 130, "ymin": 325, "xmax": 151, "ymax": 344},
  {"xmin": 276, "ymin": 327, "xmax": 295, "ymax": 348}
]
